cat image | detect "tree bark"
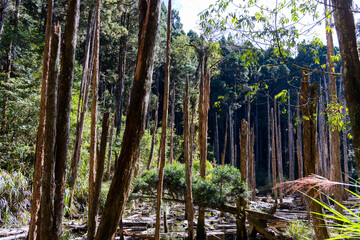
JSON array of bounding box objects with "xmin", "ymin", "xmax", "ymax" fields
[
  {"xmin": 155, "ymin": 1, "xmax": 171, "ymax": 238},
  {"xmin": 271, "ymin": 108, "xmax": 278, "ymax": 202},
  {"xmin": 325, "ymin": 0, "xmax": 342, "ymax": 214},
  {"xmin": 147, "ymin": 91, "xmax": 159, "ymax": 170},
  {"xmin": 53, "ymin": 0, "xmax": 80, "ymax": 237},
  {"xmin": 274, "ymin": 100, "xmax": 283, "ymax": 203},
  {"xmin": 288, "ymin": 94, "xmax": 295, "ymax": 180},
  {"xmin": 196, "ymin": 66, "xmax": 210, "ymax": 240},
  {"xmin": 88, "ymin": 0, "xmax": 101, "ymax": 237},
  {"xmin": 115, "ymin": 12, "xmax": 129, "ymax": 136},
  {"xmin": 331, "ymin": 0, "xmax": 360, "ymax": 178},
  {"xmin": 106, "ymin": 115, "xmax": 115, "ymax": 180},
  {"xmin": 169, "ymin": 80, "xmax": 176, "ymax": 164},
  {"xmin": 296, "ymin": 93, "xmax": 303, "ymax": 179},
  {"xmin": 221, "ymin": 113, "xmax": 228, "ymax": 165},
  {"xmin": 301, "ymin": 72, "xmax": 330, "ymax": 240},
  {"xmin": 88, "ymin": 110, "xmax": 110, "ymax": 239},
  {"xmin": 215, "ymin": 112, "xmax": 220, "ymax": 164},
  {"xmin": 229, "ymin": 106, "xmax": 234, "ymax": 166},
  {"xmin": 68, "ymin": 7, "xmax": 95, "ymax": 210},
  {"xmin": 267, "ymin": 93, "xmax": 272, "ymax": 181},
  {"xmin": 238, "ymin": 119, "xmax": 248, "ymax": 239},
  {"xmin": 28, "ymin": 0, "xmax": 53, "ymax": 238},
  {"xmin": 184, "ymin": 77, "xmax": 194, "ymax": 239},
  {"xmin": 250, "ymin": 126, "xmax": 256, "ymax": 200},
  {"xmin": 94, "ymin": 0, "xmax": 161, "ymax": 238},
  {"xmin": 39, "ymin": 23, "xmax": 61, "ymax": 240}
]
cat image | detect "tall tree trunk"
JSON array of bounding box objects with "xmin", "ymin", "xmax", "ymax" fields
[
  {"xmin": 301, "ymin": 72, "xmax": 330, "ymax": 240},
  {"xmin": 190, "ymin": 96, "xmax": 196, "ymax": 166},
  {"xmin": 288, "ymin": 94, "xmax": 295, "ymax": 180},
  {"xmin": 296, "ymin": 93, "xmax": 303, "ymax": 179},
  {"xmin": 169, "ymin": 80, "xmax": 176, "ymax": 164},
  {"xmin": 52, "ymin": 0, "xmax": 80, "ymax": 237},
  {"xmin": 271, "ymin": 108, "xmax": 278, "ymax": 202},
  {"xmin": 331, "ymin": 0, "xmax": 360, "ymax": 178},
  {"xmin": 238, "ymin": 119, "xmax": 248, "ymax": 239},
  {"xmin": 0, "ymin": 0, "xmax": 9, "ymax": 42},
  {"xmin": 89, "ymin": 110, "xmax": 110, "ymax": 240},
  {"xmin": 229, "ymin": 106, "xmax": 234, "ymax": 166},
  {"xmin": 274, "ymin": 100, "xmax": 283, "ymax": 203},
  {"xmin": 184, "ymin": 77, "xmax": 194, "ymax": 239},
  {"xmin": 115, "ymin": 12, "xmax": 129, "ymax": 136},
  {"xmin": 68, "ymin": 7, "xmax": 95, "ymax": 210},
  {"xmin": 147, "ymin": 93, "xmax": 159, "ymax": 170},
  {"xmin": 28, "ymin": 0, "xmax": 53, "ymax": 238},
  {"xmin": 196, "ymin": 66, "xmax": 211, "ymax": 240},
  {"xmin": 267, "ymin": 93, "xmax": 272, "ymax": 181},
  {"xmin": 94, "ymin": 0, "xmax": 161, "ymax": 238},
  {"xmin": 250, "ymin": 126, "xmax": 256, "ymax": 200},
  {"xmin": 318, "ymin": 82, "xmax": 328, "ymax": 178},
  {"xmin": 221, "ymin": 113, "xmax": 228, "ymax": 165},
  {"xmin": 106, "ymin": 115, "xmax": 115, "ymax": 180},
  {"xmin": 340, "ymin": 78, "xmax": 349, "ymax": 199},
  {"xmin": 214, "ymin": 112, "xmax": 220, "ymax": 164},
  {"xmin": 88, "ymin": 0, "xmax": 101, "ymax": 238},
  {"xmin": 247, "ymin": 100, "xmax": 251, "ymax": 183},
  {"xmin": 325, "ymin": 0, "xmax": 342, "ymax": 214},
  {"xmin": 39, "ymin": 23, "xmax": 61, "ymax": 240},
  {"xmin": 155, "ymin": 1, "xmax": 171, "ymax": 238}
]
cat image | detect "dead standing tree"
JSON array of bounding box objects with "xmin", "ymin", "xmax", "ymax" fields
[
  {"xmin": 94, "ymin": 0, "xmax": 161, "ymax": 239},
  {"xmin": 301, "ymin": 71, "xmax": 330, "ymax": 240}
]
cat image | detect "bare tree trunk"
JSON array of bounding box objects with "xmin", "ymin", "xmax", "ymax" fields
[
  {"xmin": 267, "ymin": 93, "xmax": 272, "ymax": 181},
  {"xmin": 301, "ymin": 71, "xmax": 330, "ymax": 240},
  {"xmin": 331, "ymin": 0, "xmax": 360, "ymax": 178},
  {"xmin": 94, "ymin": 0, "xmax": 161, "ymax": 238},
  {"xmin": 115, "ymin": 12, "xmax": 129, "ymax": 136},
  {"xmin": 190, "ymin": 97, "xmax": 196, "ymax": 166},
  {"xmin": 247, "ymin": 100, "xmax": 251, "ymax": 184},
  {"xmin": 155, "ymin": 1, "xmax": 171, "ymax": 238},
  {"xmin": 296, "ymin": 93, "xmax": 303, "ymax": 179},
  {"xmin": 325, "ymin": 0, "xmax": 342, "ymax": 214},
  {"xmin": 147, "ymin": 95, "xmax": 159, "ymax": 170},
  {"xmin": 288, "ymin": 94, "xmax": 295, "ymax": 180},
  {"xmin": 88, "ymin": 111, "xmax": 110, "ymax": 240},
  {"xmin": 214, "ymin": 112, "xmax": 220, "ymax": 164},
  {"xmin": 52, "ymin": 0, "xmax": 80, "ymax": 237},
  {"xmin": 106, "ymin": 115, "xmax": 114, "ymax": 180},
  {"xmin": 0, "ymin": 0, "xmax": 9, "ymax": 42},
  {"xmin": 169, "ymin": 80, "xmax": 176, "ymax": 164},
  {"xmin": 184, "ymin": 77, "xmax": 194, "ymax": 239},
  {"xmin": 340, "ymin": 78, "xmax": 349, "ymax": 199},
  {"xmin": 196, "ymin": 66, "xmax": 211, "ymax": 239},
  {"xmin": 271, "ymin": 108, "xmax": 278, "ymax": 202},
  {"xmin": 68, "ymin": 7, "xmax": 95, "ymax": 210},
  {"xmin": 221, "ymin": 113, "xmax": 228, "ymax": 166},
  {"xmin": 250, "ymin": 126, "xmax": 256, "ymax": 200},
  {"xmin": 87, "ymin": 0, "xmax": 101, "ymax": 237},
  {"xmin": 28, "ymin": 0, "xmax": 53, "ymax": 238},
  {"xmin": 229, "ymin": 106, "xmax": 234, "ymax": 166},
  {"xmin": 238, "ymin": 119, "xmax": 248, "ymax": 239},
  {"xmin": 39, "ymin": 23, "xmax": 61, "ymax": 240},
  {"xmin": 274, "ymin": 100, "xmax": 283, "ymax": 203}
]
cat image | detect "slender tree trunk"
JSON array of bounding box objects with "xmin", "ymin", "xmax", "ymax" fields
[
  {"xmin": 332, "ymin": 0, "xmax": 360, "ymax": 178},
  {"xmin": 68, "ymin": 8, "xmax": 95, "ymax": 210},
  {"xmin": 28, "ymin": 0, "xmax": 53, "ymax": 238},
  {"xmin": 196, "ymin": 66, "xmax": 210, "ymax": 240},
  {"xmin": 94, "ymin": 0, "xmax": 161, "ymax": 237},
  {"xmin": 147, "ymin": 95, "xmax": 159, "ymax": 170},
  {"xmin": 247, "ymin": 100, "xmax": 251, "ymax": 184},
  {"xmin": 39, "ymin": 23, "xmax": 61, "ymax": 240},
  {"xmin": 221, "ymin": 113, "xmax": 228, "ymax": 165},
  {"xmin": 274, "ymin": 100, "xmax": 283, "ymax": 203},
  {"xmin": 169, "ymin": 80, "xmax": 176, "ymax": 164},
  {"xmin": 155, "ymin": 1, "xmax": 171, "ymax": 238},
  {"xmin": 190, "ymin": 97, "xmax": 196, "ymax": 167},
  {"xmin": 52, "ymin": 0, "xmax": 80, "ymax": 237},
  {"xmin": 238, "ymin": 119, "xmax": 248, "ymax": 239},
  {"xmin": 0, "ymin": 0, "xmax": 9, "ymax": 42},
  {"xmin": 288, "ymin": 94, "xmax": 295, "ymax": 180},
  {"xmin": 214, "ymin": 112, "xmax": 220, "ymax": 164},
  {"xmin": 115, "ymin": 12, "xmax": 129, "ymax": 136},
  {"xmin": 87, "ymin": 0, "xmax": 101, "ymax": 238},
  {"xmin": 325, "ymin": 0, "xmax": 342, "ymax": 214},
  {"xmin": 106, "ymin": 115, "xmax": 115, "ymax": 180},
  {"xmin": 267, "ymin": 93, "xmax": 272, "ymax": 181},
  {"xmin": 183, "ymin": 77, "xmax": 194, "ymax": 239},
  {"xmin": 296, "ymin": 93, "xmax": 303, "ymax": 179},
  {"xmin": 271, "ymin": 108, "xmax": 278, "ymax": 202},
  {"xmin": 301, "ymin": 71, "xmax": 330, "ymax": 240},
  {"xmin": 88, "ymin": 110, "xmax": 110, "ymax": 239},
  {"xmin": 229, "ymin": 106, "xmax": 234, "ymax": 166},
  {"xmin": 340, "ymin": 78, "xmax": 349, "ymax": 199},
  {"xmin": 250, "ymin": 126, "xmax": 256, "ymax": 200}
]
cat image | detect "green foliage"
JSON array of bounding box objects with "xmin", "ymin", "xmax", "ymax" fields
[
  {"xmin": 285, "ymin": 220, "xmax": 314, "ymax": 240},
  {"xmin": 325, "ymin": 99, "xmax": 349, "ymax": 132},
  {"xmin": 0, "ymin": 170, "xmax": 31, "ymax": 228},
  {"xmin": 132, "ymin": 162, "xmax": 248, "ymax": 208}
]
